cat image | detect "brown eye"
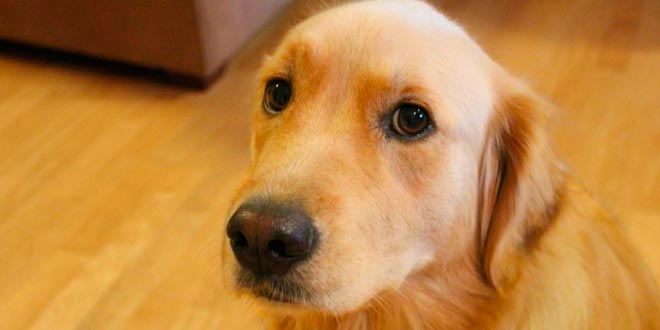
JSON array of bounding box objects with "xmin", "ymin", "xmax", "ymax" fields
[
  {"xmin": 392, "ymin": 104, "xmax": 431, "ymax": 137},
  {"xmin": 263, "ymin": 79, "xmax": 291, "ymax": 113}
]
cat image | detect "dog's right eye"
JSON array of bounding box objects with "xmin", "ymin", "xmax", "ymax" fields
[
  {"xmin": 263, "ymin": 79, "xmax": 292, "ymax": 114},
  {"xmin": 390, "ymin": 104, "xmax": 433, "ymax": 139}
]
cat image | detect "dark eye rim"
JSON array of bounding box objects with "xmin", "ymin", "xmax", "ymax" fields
[
  {"xmin": 263, "ymin": 78, "xmax": 292, "ymax": 114},
  {"xmin": 381, "ymin": 101, "xmax": 435, "ymax": 142}
]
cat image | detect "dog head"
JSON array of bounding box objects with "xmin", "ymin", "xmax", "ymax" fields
[{"xmin": 223, "ymin": 0, "xmax": 560, "ymax": 315}]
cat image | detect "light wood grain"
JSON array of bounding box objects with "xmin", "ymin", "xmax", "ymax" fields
[{"xmin": 0, "ymin": 0, "xmax": 658, "ymax": 329}]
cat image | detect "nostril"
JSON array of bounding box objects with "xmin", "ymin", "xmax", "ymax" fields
[
  {"xmin": 268, "ymin": 240, "xmax": 288, "ymax": 258},
  {"xmin": 230, "ymin": 231, "xmax": 248, "ymax": 249},
  {"xmin": 267, "ymin": 236, "xmax": 312, "ymax": 259}
]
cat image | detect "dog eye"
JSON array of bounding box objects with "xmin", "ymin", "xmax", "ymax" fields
[
  {"xmin": 391, "ymin": 104, "xmax": 431, "ymax": 137},
  {"xmin": 263, "ymin": 79, "xmax": 292, "ymax": 113}
]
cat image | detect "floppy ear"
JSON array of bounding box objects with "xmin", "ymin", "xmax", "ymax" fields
[{"xmin": 477, "ymin": 77, "xmax": 564, "ymax": 293}]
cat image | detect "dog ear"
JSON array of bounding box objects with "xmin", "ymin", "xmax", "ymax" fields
[{"xmin": 478, "ymin": 77, "xmax": 564, "ymax": 293}]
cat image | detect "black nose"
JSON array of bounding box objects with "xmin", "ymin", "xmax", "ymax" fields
[{"xmin": 226, "ymin": 201, "xmax": 317, "ymax": 276}]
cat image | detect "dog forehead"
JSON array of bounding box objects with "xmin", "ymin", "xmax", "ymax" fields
[
  {"xmin": 273, "ymin": 0, "xmax": 481, "ymax": 78},
  {"xmin": 267, "ymin": 1, "xmax": 473, "ymax": 81},
  {"xmin": 296, "ymin": 0, "xmax": 466, "ymax": 39}
]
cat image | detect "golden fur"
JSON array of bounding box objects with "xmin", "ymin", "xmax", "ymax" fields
[{"xmin": 222, "ymin": 1, "xmax": 660, "ymax": 329}]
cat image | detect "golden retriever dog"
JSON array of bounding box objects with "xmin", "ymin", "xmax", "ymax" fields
[{"xmin": 222, "ymin": 0, "xmax": 660, "ymax": 329}]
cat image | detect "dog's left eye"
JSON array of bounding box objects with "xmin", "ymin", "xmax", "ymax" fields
[
  {"xmin": 391, "ymin": 104, "xmax": 431, "ymax": 137},
  {"xmin": 263, "ymin": 79, "xmax": 292, "ymax": 114}
]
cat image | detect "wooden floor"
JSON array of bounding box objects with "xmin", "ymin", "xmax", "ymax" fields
[{"xmin": 0, "ymin": 0, "xmax": 658, "ymax": 329}]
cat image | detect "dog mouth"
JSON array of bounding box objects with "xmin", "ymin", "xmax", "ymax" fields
[{"xmin": 236, "ymin": 269, "xmax": 309, "ymax": 305}]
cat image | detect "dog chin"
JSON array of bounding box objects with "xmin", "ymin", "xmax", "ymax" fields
[
  {"xmin": 234, "ymin": 269, "xmax": 315, "ymax": 308},
  {"xmin": 244, "ymin": 287, "xmax": 327, "ymax": 318},
  {"xmin": 234, "ymin": 273, "xmax": 362, "ymax": 316}
]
